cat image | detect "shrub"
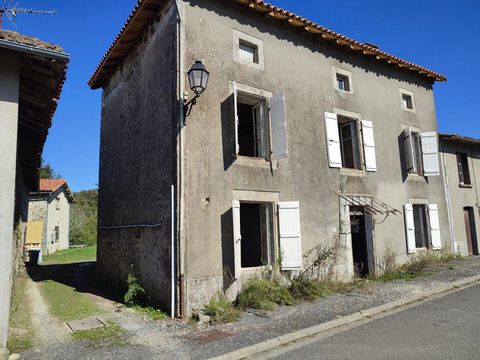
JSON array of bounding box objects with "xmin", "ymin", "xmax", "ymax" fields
[
  {"xmin": 204, "ymin": 294, "xmax": 240, "ymax": 323},
  {"xmin": 124, "ymin": 273, "xmax": 146, "ymax": 307},
  {"xmin": 289, "ymin": 276, "xmax": 321, "ymax": 301},
  {"xmin": 237, "ymin": 278, "xmax": 293, "ymax": 310}
]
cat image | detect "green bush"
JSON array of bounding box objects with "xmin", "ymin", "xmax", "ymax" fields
[
  {"xmin": 204, "ymin": 294, "xmax": 240, "ymax": 323},
  {"xmin": 124, "ymin": 273, "xmax": 146, "ymax": 307},
  {"xmin": 237, "ymin": 278, "xmax": 293, "ymax": 310},
  {"xmin": 289, "ymin": 276, "xmax": 321, "ymax": 301}
]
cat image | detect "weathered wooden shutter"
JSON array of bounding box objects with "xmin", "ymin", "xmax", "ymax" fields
[
  {"xmin": 278, "ymin": 201, "xmax": 302, "ymax": 270},
  {"xmin": 233, "ymin": 82, "xmax": 239, "ymax": 156},
  {"xmin": 232, "ymin": 200, "xmax": 242, "ymax": 278},
  {"xmin": 456, "ymin": 153, "xmax": 464, "ymax": 184},
  {"xmin": 362, "ymin": 120, "xmax": 377, "ymax": 172},
  {"xmin": 404, "ymin": 204, "xmax": 416, "ymax": 254},
  {"xmin": 428, "ymin": 204, "xmax": 442, "ymax": 250},
  {"xmin": 420, "ymin": 132, "xmax": 440, "ymax": 176},
  {"xmin": 270, "ymin": 93, "xmax": 288, "ymax": 160},
  {"xmin": 325, "ymin": 112, "xmax": 342, "ymax": 168},
  {"xmin": 403, "ymin": 127, "xmax": 416, "ymax": 174}
]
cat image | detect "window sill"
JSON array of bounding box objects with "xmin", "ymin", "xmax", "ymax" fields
[
  {"xmin": 340, "ymin": 168, "xmax": 366, "ymax": 177},
  {"xmin": 401, "ymin": 107, "xmax": 416, "ymax": 113},
  {"xmin": 459, "ymin": 183, "xmax": 473, "ymax": 188},
  {"xmin": 335, "ymin": 88, "xmax": 353, "ymax": 94},
  {"xmin": 407, "ymin": 173, "xmax": 426, "ymax": 182},
  {"xmin": 235, "ymin": 156, "xmax": 271, "ymax": 169}
]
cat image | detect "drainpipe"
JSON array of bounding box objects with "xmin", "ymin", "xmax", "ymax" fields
[{"xmin": 440, "ymin": 140, "xmax": 456, "ymax": 254}]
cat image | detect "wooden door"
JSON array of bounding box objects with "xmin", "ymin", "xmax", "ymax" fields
[{"xmin": 464, "ymin": 208, "xmax": 473, "ymax": 255}]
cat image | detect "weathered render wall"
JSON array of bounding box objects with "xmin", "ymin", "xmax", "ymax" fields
[
  {"xmin": 441, "ymin": 140, "xmax": 480, "ymax": 255},
  {"xmin": 97, "ymin": 1, "xmax": 177, "ymax": 310},
  {"xmin": 0, "ymin": 51, "xmax": 20, "ymax": 357},
  {"xmin": 182, "ymin": 0, "xmax": 450, "ymax": 312},
  {"xmin": 44, "ymin": 190, "xmax": 71, "ymax": 254}
]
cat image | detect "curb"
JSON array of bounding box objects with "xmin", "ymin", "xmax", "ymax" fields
[{"xmin": 210, "ymin": 275, "xmax": 480, "ymax": 360}]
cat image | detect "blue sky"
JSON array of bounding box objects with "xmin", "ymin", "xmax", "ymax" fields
[{"xmin": 4, "ymin": 0, "xmax": 479, "ymax": 191}]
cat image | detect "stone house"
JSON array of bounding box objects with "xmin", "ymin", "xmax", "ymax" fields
[
  {"xmin": 440, "ymin": 134, "xmax": 480, "ymax": 256},
  {"xmin": 26, "ymin": 179, "xmax": 75, "ymax": 257},
  {"xmin": 0, "ymin": 30, "xmax": 68, "ymax": 358},
  {"xmin": 89, "ymin": 0, "xmax": 448, "ymax": 317}
]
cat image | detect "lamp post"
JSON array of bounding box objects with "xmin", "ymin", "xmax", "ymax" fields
[{"xmin": 184, "ymin": 60, "xmax": 209, "ymax": 120}]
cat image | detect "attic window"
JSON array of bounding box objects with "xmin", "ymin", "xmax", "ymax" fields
[
  {"xmin": 233, "ymin": 30, "xmax": 264, "ymax": 70},
  {"xmin": 332, "ymin": 67, "xmax": 353, "ymax": 93},
  {"xmin": 402, "ymin": 94, "xmax": 413, "ymax": 110},
  {"xmin": 238, "ymin": 40, "xmax": 259, "ymax": 64},
  {"xmin": 336, "ymin": 74, "xmax": 350, "ymax": 92},
  {"xmin": 400, "ymin": 89, "xmax": 415, "ymax": 112}
]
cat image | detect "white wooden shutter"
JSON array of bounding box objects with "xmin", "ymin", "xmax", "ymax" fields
[
  {"xmin": 232, "ymin": 200, "xmax": 242, "ymax": 278},
  {"xmin": 233, "ymin": 82, "xmax": 239, "ymax": 156},
  {"xmin": 278, "ymin": 201, "xmax": 302, "ymax": 270},
  {"xmin": 404, "ymin": 204, "xmax": 416, "ymax": 254},
  {"xmin": 403, "ymin": 127, "xmax": 416, "ymax": 174},
  {"xmin": 428, "ymin": 204, "xmax": 442, "ymax": 250},
  {"xmin": 421, "ymin": 132, "xmax": 440, "ymax": 176},
  {"xmin": 270, "ymin": 93, "xmax": 288, "ymax": 160},
  {"xmin": 362, "ymin": 120, "xmax": 377, "ymax": 172},
  {"xmin": 325, "ymin": 112, "xmax": 342, "ymax": 168}
]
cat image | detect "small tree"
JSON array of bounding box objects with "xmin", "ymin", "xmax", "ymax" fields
[{"xmin": 39, "ymin": 157, "xmax": 60, "ymax": 179}]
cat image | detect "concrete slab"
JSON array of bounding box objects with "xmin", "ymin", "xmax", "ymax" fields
[{"xmin": 66, "ymin": 317, "xmax": 105, "ymax": 332}]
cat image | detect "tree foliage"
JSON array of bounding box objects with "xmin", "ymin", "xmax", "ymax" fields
[
  {"xmin": 70, "ymin": 189, "xmax": 98, "ymax": 246},
  {"xmin": 39, "ymin": 157, "xmax": 60, "ymax": 179}
]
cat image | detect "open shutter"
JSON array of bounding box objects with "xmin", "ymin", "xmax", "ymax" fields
[
  {"xmin": 404, "ymin": 204, "xmax": 416, "ymax": 254},
  {"xmin": 278, "ymin": 202, "xmax": 302, "ymax": 270},
  {"xmin": 428, "ymin": 204, "xmax": 442, "ymax": 250},
  {"xmin": 233, "ymin": 82, "xmax": 239, "ymax": 156},
  {"xmin": 456, "ymin": 153, "xmax": 465, "ymax": 184},
  {"xmin": 421, "ymin": 132, "xmax": 440, "ymax": 176},
  {"xmin": 362, "ymin": 120, "xmax": 377, "ymax": 172},
  {"xmin": 325, "ymin": 112, "xmax": 342, "ymax": 168},
  {"xmin": 270, "ymin": 93, "xmax": 288, "ymax": 160},
  {"xmin": 403, "ymin": 127, "xmax": 416, "ymax": 174},
  {"xmin": 232, "ymin": 200, "xmax": 242, "ymax": 278}
]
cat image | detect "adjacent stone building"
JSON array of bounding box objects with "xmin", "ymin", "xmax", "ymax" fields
[
  {"xmin": 0, "ymin": 30, "xmax": 68, "ymax": 358},
  {"xmin": 89, "ymin": 0, "xmax": 449, "ymax": 317},
  {"xmin": 440, "ymin": 134, "xmax": 480, "ymax": 256},
  {"xmin": 26, "ymin": 179, "xmax": 75, "ymax": 256}
]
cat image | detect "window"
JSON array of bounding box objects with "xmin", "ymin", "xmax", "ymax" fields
[
  {"xmin": 404, "ymin": 203, "xmax": 442, "ymax": 254},
  {"xmin": 399, "ymin": 89, "xmax": 415, "ymax": 112},
  {"xmin": 413, "ymin": 205, "xmax": 430, "ymax": 249},
  {"xmin": 236, "ymin": 92, "xmax": 269, "ymax": 158},
  {"xmin": 232, "ymin": 82, "xmax": 288, "ymax": 161},
  {"xmin": 54, "ymin": 226, "xmax": 60, "ymax": 242},
  {"xmin": 402, "ymin": 94, "xmax": 413, "ymax": 110},
  {"xmin": 238, "ymin": 40, "xmax": 258, "ymax": 64},
  {"xmin": 338, "ymin": 116, "xmax": 360, "ymax": 169},
  {"xmin": 457, "ymin": 153, "xmax": 471, "ymax": 185},
  {"xmin": 55, "ymin": 197, "xmax": 60, "ymax": 210},
  {"xmin": 403, "ymin": 127, "xmax": 440, "ymax": 177},
  {"xmin": 233, "ymin": 30, "xmax": 264, "ymax": 70},
  {"xmin": 336, "ymin": 74, "xmax": 350, "ymax": 92}
]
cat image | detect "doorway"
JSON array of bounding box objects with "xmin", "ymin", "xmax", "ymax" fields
[
  {"xmin": 350, "ymin": 207, "xmax": 374, "ymax": 277},
  {"xmin": 464, "ymin": 207, "xmax": 479, "ymax": 256}
]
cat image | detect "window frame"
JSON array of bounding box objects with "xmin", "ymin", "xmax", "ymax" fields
[
  {"xmin": 336, "ymin": 114, "xmax": 363, "ymax": 171},
  {"xmin": 332, "ymin": 67, "xmax": 354, "ymax": 94},
  {"xmin": 399, "ymin": 88, "xmax": 416, "ymax": 113},
  {"xmin": 457, "ymin": 152, "xmax": 471, "ymax": 186},
  {"xmin": 233, "ymin": 30, "xmax": 264, "ymax": 70}
]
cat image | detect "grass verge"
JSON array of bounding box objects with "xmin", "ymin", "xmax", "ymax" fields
[
  {"xmin": 40, "ymin": 280, "xmax": 102, "ymax": 321},
  {"xmin": 7, "ymin": 274, "xmax": 34, "ymax": 353},
  {"xmin": 42, "ymin": 246, "xmax": 97, "ymax": 264},
  {"xmin": 72, "ymin": 323, "xmax": 126, "ymax": 347}
]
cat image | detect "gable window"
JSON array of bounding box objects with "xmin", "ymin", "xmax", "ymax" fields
[
  {"xmin": 404, "ymin": 203, "xmax": 442, "ymax": 254},
  {"xmin": 399, "ymin": 89, "xmax": 415, "ymax": 112},
  {"xmin": 233, "ymin": 30, "xmax": 264, "ymax": 70},
  {"xmin": 325, "ymin": 112, "xmax": 377, "ymax": 172},
  {"xmin": 457, "ymin": 152, "xmax": 471, "ymax": 185},
  {"xmin": 403, "ymin": 127, "xmax": 440, "ymax": 177},
  {"xmin": 232, "ymin": 82, "xmax": 288, "ymax": 161},
  {"xmin": 336, "ymin": 74, "xmax": 350, "ymax": 92}
]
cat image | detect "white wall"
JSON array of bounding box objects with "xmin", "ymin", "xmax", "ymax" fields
[{"xmin": 45, "ymin": 189, "xmax": 71, "ymax": 254}]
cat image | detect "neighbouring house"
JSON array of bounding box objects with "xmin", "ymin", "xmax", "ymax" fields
[
  {"xmin": 88, "ymin": 0, "xmax": 449, "ymax": 317},
  {"xmin": 440, "ymin": 134, "xmax": 480, "ymax": 256},
  {"xmin": 26, "ymin": 179, "xmax": 75, "ymax": 257},
  {"xmin": 0, "ymin": 30, "xmax": 68, "ymax": 356}
]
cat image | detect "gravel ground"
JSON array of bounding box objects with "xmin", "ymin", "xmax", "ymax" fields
[{"xmin": 16, "ymin": 256, "xmax": 480, "ymax": 360}]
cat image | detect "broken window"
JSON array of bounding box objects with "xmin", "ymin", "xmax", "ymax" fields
[
  {"xmin": 413, "ymin": 205, "xmax": 430, "ymax": 249},
  {"xmin": 338, "ymin": 116, "xmax": 360, "ymax": 169},
  {"xmin": 239, "ymin": 203, "xmax": 274, "ymax": 268},
  {"xmin": 457, "ymin": 152, "xmax": 471, "ymax": 185}
]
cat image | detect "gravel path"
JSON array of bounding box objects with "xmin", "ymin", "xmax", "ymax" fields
[{"xmin": 17, "ymin": 256, "xmax": 480, "ymax": 360}]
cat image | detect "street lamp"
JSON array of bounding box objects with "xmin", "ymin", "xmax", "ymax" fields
[{"xmin": 184, "ymin": 60, "xmax": 209, "ymax": 119}]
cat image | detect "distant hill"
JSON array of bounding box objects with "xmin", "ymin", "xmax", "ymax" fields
[{"xmin": 70, "ymin": 189, "xmax": 98, "ymax": 246}]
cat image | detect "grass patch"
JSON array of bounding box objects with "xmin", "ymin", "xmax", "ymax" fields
[
  {"xmin": 72, "ymin": 323, "xmax": 126, "ymax": 347},
  {"xmin": 132, "ymin": 305, "xmax": 169, "ymax": 320},
  {"xmin": 42, "ymin": 246, "xmax": 96, "ymax": 264},
  {"xmin": 7, "ymin": 274, "xmax": 34, "ymax": 353},
  {"xmin": 203, "ymin": 294, "xmax": 241, "ymax": 323},
  {"xmin": 40, "ymin": 280, "xmax": 102, "ymax": 321},
  {"xmin": 237, "ymin": 278, "xmax": 294, "ymax": 310}
]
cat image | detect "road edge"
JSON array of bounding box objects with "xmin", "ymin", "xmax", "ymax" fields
[{"xmin": 209, "ymin": 275, "xmax": 480, "ymax": 360}]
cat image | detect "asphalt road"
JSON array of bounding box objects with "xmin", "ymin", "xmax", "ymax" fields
[{"xmin": 268, "ymin": 284, "xmax": 480, "ymax": 360}]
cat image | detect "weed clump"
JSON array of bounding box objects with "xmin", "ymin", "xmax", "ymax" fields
[
  {"xmin": 203, "ymin": 293, "xmax": 241, "ymax": 323},
  {"xmin": 237, "ymin": 278, "xmax": 293, "ymax": 310},
  {"xmin": 288, "ymin": 275, "xmax": 321, "ymax": 301},
  {"xmin": 124, "ymin": 273, "xmax": 146, "ymax": 307}
]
